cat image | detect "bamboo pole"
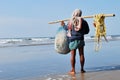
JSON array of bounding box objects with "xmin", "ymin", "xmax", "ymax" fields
[{"xmin": 48, "ymin": 14, "xmax": 115, "ymax": 24}]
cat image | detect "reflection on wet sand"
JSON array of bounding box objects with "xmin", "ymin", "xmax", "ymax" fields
[{"xmin": 68, "ymin": 73, "xmax": 85, "ymax": 80}]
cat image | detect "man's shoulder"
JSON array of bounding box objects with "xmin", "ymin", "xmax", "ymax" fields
[
  {"xmin": 82, "ymin": 19, "xmax": 88, "ymax": 26},
  {"xmin": 82, "ymin": 18, "xmax": 87, "ymax": 23}
]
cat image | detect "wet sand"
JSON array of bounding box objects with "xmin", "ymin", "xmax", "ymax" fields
[{"xmin": 17, "ymin": 70, "xmax": 120, "ymax": 80}]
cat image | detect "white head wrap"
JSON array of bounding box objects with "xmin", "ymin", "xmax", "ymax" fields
[
  {"xmin": 70, "ymin": 9, "xmax": 82, "ymax": 31},
  {"xmin": 72, "ymin": 9, "xmax": 82, "ymax": 17}
]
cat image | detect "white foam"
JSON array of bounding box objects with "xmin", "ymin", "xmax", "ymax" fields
[
  {"xmin": 45, "ymin": 77, "xmax": 64, "ymax": 80},
  {"xmin": 45, "ymin": 78, "xmax": 52, "ymax": 80}
]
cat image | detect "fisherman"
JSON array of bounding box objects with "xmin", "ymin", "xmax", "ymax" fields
[{"xmin": 60, "ymin": 9, "xmax": 90, "ymax": 74}]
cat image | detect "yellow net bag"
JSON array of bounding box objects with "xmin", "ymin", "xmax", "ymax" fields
[{"xmin": 93, "ymin": 14, "xmax": 108, "ymax": 51}]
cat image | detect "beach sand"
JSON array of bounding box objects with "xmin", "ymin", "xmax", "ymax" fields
[{"xmin": 17, "ymin": 70, "xmax": 120, "ymax": 80}]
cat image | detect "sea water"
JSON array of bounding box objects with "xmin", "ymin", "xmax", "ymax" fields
[{"xmin": 0, "ymin": 36, "xmax": 120, "ymax": 80}]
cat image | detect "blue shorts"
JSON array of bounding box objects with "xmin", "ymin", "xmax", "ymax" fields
[{"xmin": 69, "ymin": 40, "xmax": 85, "ymax": 50}]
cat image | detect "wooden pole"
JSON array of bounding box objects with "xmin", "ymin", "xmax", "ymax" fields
[{"xmin": 48, "ymin": 14, "xmax": 115, "ymax": 24}]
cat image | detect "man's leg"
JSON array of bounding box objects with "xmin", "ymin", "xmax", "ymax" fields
[
  {"xmin": 78, "ymin": 47, "xmax": 85, "ymax": 73},
  {"xmin": 69, "ymin": 49, "xmax": 76, "ymax": 74}
]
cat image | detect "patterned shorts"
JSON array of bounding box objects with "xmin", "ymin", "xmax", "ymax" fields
[{"xmin": 69, "ymin": 40, "xmax": 85, "ymax": 50}]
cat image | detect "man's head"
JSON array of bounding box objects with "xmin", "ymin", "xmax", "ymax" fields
[{"xmin": 72, "ymin": 9, "xmax": 82, "ymax": 17}]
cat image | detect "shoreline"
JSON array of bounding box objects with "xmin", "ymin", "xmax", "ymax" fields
[{"xmin": 17, "ymin": 70, "xmax": 120, "ymax": 80}]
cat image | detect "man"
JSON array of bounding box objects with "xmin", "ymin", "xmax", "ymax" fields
[{"xmin": 61, "ymin": 9, "xmax": 89, "ymax": 74}]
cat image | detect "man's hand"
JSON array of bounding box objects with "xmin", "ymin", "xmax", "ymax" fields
[
  {"xmin": 60, "ymin": 21, "xmax": 65, "ymax": 26},
  {"xmin": 93, "ymin": 22, "xmax": 96, "ymax": 27}
]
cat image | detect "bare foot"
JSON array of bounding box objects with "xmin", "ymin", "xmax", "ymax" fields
[
  {"xmin": 81, "ymin": 70, "xmax": 86, "ymax": 73},
  {"xmin": 68, "ymin": 71, "xmax": 76, "ymax": 75}
]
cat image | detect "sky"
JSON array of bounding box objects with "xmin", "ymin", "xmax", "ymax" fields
[{"xmin": 0, "ymin": 0, "xmax": 120, "ymax": 38}]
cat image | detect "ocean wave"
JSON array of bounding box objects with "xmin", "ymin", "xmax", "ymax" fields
[
  {"xmin": 0, "ymin": 37, "xmax": 54, "ymax": 48},
  {"xmin": 0, "ymin": 35, "xmax": 120, "ymax": 48}
]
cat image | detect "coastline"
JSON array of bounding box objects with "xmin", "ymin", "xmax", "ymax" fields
[{"xmin": 16, "ymin": 70, "xmax": 120, "ymax": 80}]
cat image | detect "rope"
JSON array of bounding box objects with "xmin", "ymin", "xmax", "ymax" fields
[{"xmin": 93, "ymin": 14, "xmax": 108, "ymax": 51}]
